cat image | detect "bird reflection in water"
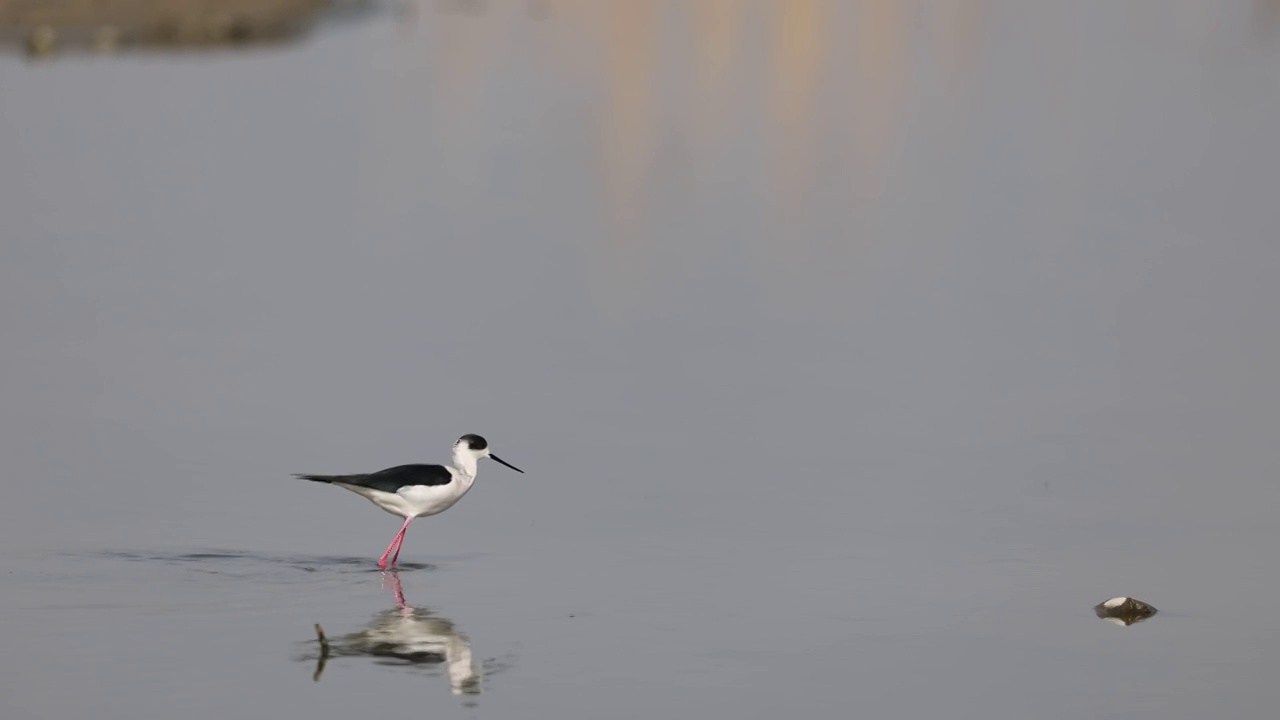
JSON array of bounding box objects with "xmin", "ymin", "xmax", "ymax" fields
[{"xmin": 307, "ymin": 571, "xmax": 480, "ymax": 695}]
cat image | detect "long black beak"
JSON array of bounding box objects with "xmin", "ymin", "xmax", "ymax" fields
[{"xmin": 490, "ymin": 454, "xmax": 524, "ymax": 473}]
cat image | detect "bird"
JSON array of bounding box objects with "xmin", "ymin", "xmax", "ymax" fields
[{"xmin": 295, "ymin": 433, "xmax": 523, "ymax": 568}]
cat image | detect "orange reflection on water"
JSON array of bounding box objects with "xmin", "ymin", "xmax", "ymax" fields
[
  {"xmin": 592, "ymin": 0, "xmax": 661, "ymax": 311},
  {"xmin": 767, "ymin": 0, "xmax": 828, "ymax": 217},
  {"xmin": 373, "ymin": 1, "xmax": 998, "ymax": 308},
  {"xmin": 690, "ymin": 0, "xmax": 743, "ymax": 155},
  {"xmin": 846, "ymin": 0, "xmax": 906, "ymax": 208},
  {"xmin": 599, "ymin": 0, "xmax": 659, "ymax": 242}
]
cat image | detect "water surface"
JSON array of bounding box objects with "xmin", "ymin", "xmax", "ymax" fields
[{"xmin": 3, "ymin": 2, "xmax": 1280, "ymax": 718}]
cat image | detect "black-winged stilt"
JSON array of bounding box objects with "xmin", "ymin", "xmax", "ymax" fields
[{"xmin": 295, "ymin": 434, "xmax": 523, "ymax": 568}]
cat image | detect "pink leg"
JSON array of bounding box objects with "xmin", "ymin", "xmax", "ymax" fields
[
  {"xmin": 377, "ymin": 517, "xmax": 413, "ymax": 568},
  {"xmin": 377, "ymin": 528, "xmax": 406, "ymax": 569},
  {"xmin": 390, "ymin": 520, "xmax": 411, "ymax": 565}
]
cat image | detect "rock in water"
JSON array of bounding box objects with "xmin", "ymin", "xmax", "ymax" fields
[{"xmin": 1094, "ymin": 596, "xmax": 1158, "ymax": 626}]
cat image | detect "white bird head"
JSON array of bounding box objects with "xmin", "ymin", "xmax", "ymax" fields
[{"xmin": 454, "ymin": 434, "xmax": 523, "ymax": 473}]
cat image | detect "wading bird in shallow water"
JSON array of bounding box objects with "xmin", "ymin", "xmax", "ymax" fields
[{"xmin": 295, "ymin": 434, "xmax": 523, "ymax": 568}]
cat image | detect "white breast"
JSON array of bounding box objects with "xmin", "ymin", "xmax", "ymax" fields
[{"xmin": 398, "ymin": 481, "xmax": 471, "ymax": 518}]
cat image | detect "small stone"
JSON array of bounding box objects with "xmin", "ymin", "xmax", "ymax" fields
[{"xmin": 1094, "ymin": 596, "xmax": 1158, "ymax": 626}]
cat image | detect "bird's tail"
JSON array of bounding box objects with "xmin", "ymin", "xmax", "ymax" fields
[{"xmin": 294, "ymin": 473, "xmax": 337, "ymax": 484}]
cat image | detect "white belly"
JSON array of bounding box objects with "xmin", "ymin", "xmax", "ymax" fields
[{"xmin": 335, "ymin": 480, "xmax": 472, "ymax": 519}]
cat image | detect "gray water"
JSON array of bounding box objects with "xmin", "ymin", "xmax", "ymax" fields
[{"xmin": 3, "ymin": 1, "xmax": 1280, "ymax": 718}]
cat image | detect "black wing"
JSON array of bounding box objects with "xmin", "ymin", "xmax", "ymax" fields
[{"xmin": 294, "ymin": 464, "xmax": 453, "ymax": 493}]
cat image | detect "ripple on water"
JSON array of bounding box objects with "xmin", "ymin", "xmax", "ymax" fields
[{"xmin": 89, "ymin": 549, "xmax": 436, "ymax": 575}]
